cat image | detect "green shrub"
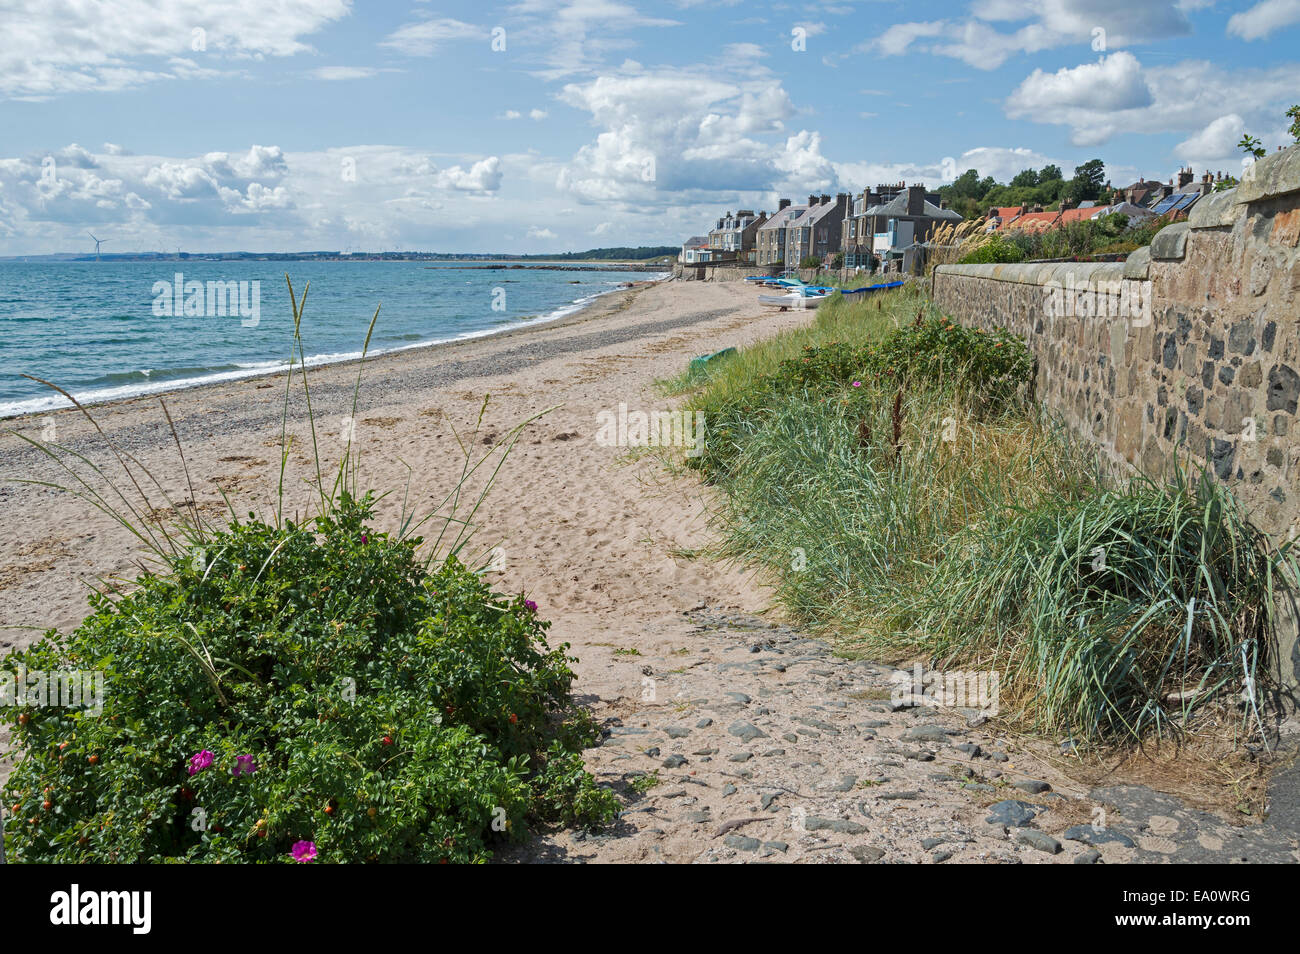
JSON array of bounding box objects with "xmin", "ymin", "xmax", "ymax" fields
[
  {"xmin": 767, "ymin": 316, "xmax": 1033, "ymax": 412},
  {"xmin": 1, "ymin": 494, "xmax": 616, "ymax": 865},
  {"xmin": 799, "ymin": 255, "xmax": 822, "ymax": 269},
  {"xmin": 957, "ymin": 236, "xmax": 1025, "ymax": 264}
]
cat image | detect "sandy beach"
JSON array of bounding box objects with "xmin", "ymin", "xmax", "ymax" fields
[
  {"xmin": 0, "ymin": 278, "xmax": 794, "ymax": 650},
  {"xmin": 4, "ymin": 277, "xmax": 1295, "ymax": 864}
]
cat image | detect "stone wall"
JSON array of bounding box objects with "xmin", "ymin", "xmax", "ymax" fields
[{"xmin": 933, "ymin": 143, "xmax": 1300, "ymax": 690}]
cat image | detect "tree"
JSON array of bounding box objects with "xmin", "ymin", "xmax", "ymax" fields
[
  {"xmin": 1239, "ymin": 135, "xmax": 1266, "ymax": 159},
  {"xmin": 950, "ymin": 169, "xmax": 984, "ymax": 199},
  {"xmin": 1069, "ymin": 159, "xmax": 1106, "ymax": 202},
  {"xmin": 1039, "ymin": 164, "xmax": 1063, "ymax": 182},
  {"xmin": 1010, "ymin": 168, "xmax": 1039, "ymax": 188},
  {"xmin": 1288, "ymin": 105, "xmax": 1300, "ymax": 143}
]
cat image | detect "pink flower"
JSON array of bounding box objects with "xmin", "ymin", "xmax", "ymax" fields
[
  {"xmin": 361, "ymin": 534, "xmax": 368, "ymax": 544},
  {"xmin": 187, "ymin": 750, "xmax": 214, "ymax": 776},
  {"xmin": 524, "ymin": 599, "xmax": 538, "ymax": 613},
  {"xmin": 852, "ymin": 381, "xmax": 862, "ymax": 388},
  {"xmin": 233, "ymin": 754, "xmax": 258, "ymax": 777},
  {"xmin": 291, "ymin": 840, "xmax": 317, "ymax": 863}
]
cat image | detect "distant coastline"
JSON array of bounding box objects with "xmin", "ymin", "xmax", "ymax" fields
[{"xmin": 0, "ymin": 246, "xmax": 678, "ymax": 265}]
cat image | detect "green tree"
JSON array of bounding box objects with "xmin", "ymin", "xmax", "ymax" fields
[
  {"xmin": 1287, "ymin": 105, "xmax": 1300, "ymax": 143},
  {"xmin": 1068, "ymin": 159, "xmax": 1106, "ymax": 202},
  {"xmin": 1010, "ymin": 168, "xmax": 1039, "ymax": 188},
  {"xmin": 1039, "ymin": 164, "xmax": 1063, "ymax": 182},
  {"xmin": 1239, "ymin": 135, "xmax": 1266, "ymax": 159}
]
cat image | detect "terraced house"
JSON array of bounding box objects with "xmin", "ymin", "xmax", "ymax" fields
[
  {"xmin": 755, "ymin": 199, "xmax": 806, "ymax": 267},
  {"xmin": 784, "ymin": 193, "xmax": 850, "ymax": 266},
  {"xmin": 706, "ymin": 209, "xmax": 767, "ymax": 263},
  {"xmin": 841, "ymin": 184, "xmax": 960, "ymax": 269}
]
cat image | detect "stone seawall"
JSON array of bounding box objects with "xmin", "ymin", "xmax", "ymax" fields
[{"xmin": 934, "ymin": 143, "xmax": 1300, "ymax": 690}]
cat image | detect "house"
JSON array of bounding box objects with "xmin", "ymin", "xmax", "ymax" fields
[
  {"xmin": 784, "ymin": 193, "xmax": 851, "ymax": 266},
  {"xmin": 843, "ymin": 183, "xmax": 905, "ymax": 266},
  {"xmin": 985, "ymin": 205, "xmax": 1030, "ymax": 232},
  {"xmin": 755, "ymin": 199, "xmax": 807, "ymax": 267},
  {"xmin": 707, "ymin": 209, "xmax": 767, "ymax": 263},
  {"xmin": 842, "ymin": 184, "xmax": 961, "ymax": 267},
  {"xmin": 679, "ymin": 235, "xmax": 711, "ymax": 264},
  {"xmin": 1088, "ymin": 201, "xmax": 1156, "ymax": 223}
]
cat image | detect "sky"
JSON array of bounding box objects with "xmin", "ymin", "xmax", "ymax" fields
[{"xmin": 1, "ymin": 0, "xmax": 1299, "ymax": 255}]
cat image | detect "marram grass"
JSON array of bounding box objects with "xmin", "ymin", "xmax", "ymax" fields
[{"xmin": 679, "ymin": 285, "xmax": 1287, "ymax": 743}]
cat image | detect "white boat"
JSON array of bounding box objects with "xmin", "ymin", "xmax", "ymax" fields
[{"xmin": 758, "ymin": 291, "xmax": 828, "ymax": 309}]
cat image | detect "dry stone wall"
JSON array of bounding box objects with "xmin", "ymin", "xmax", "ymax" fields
[{"xmin": 933, "ymin": 143, "xmax": 1300, "ymax": 690}]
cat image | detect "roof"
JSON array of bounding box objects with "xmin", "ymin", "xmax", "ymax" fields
[
  {"xmin": 1003, "ymin": 210, "xmax": 1060, "ymax": 233},
  {"xmin": 862, "ymin": 192, "xmax": 962, "ymax": 221},
  {"xmin": 1056, "ymin": 207, "xmax": 1098, "ymax": 226},
  {"xmin": 1091, "ymin": 201, "xmax": 1155, "ymax": 219},
  {"xmin": 788, "ymin": 200, "xmax": 845, "ymax": 229},
  {"xmin": 757, "ymin": 206, "xmax": 805, "ymax": 231},
  {"xmin": 682, "ymin": 235, "xmax": 709, "ymax": 247}
]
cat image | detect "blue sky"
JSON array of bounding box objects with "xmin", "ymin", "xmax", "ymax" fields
[{"xmin": 2, "ymin": 0, "xmax": 1299, "ymax": 254}]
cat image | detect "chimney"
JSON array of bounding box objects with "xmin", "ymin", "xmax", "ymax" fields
[
  {"xmin": 808, "ymin": 194, "xmax": 818, "ymax": 208},
  {"xmin": 779, "ymin": 198, "xmax": 791, "ymax": 211},
  {"xmin": 906, "ymin": 184, "xmax": 924, "ymax": 216},
  {"xmin": 1178, "ymin": 168, "xmax": 1193, "ymax": 189}
]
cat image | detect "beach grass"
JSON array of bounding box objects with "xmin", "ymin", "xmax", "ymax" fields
[{"xmin": 673, "ymin": 283, "xmax": 1287, "ymax": 745}]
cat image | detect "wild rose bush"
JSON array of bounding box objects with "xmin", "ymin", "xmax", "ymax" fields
[{"xmin": 1, "ymin": 494, "xmax": 617, "ymax": 863}]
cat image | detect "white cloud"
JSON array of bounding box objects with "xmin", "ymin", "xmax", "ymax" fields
[
  {"xmin": 530, "ymin": 109, "xmax": 549, "ymax": 120},
  {"xmin": 1227, "ymin": 0, "xmax": 1300, "ymax": 40},
  {"xmin": 1004, "ymin": 53, "xmax": 1300, "ymax": 148},
  {"xmin": 310, "ymin": 66, "xmax": 380, "ymax": 81},
  {"xmin": 866, "ymin": 1, "xmax": 1192, "ymax": 70},
  {"xmin": 500, "ymin": 110, "xmax": 523, "ymax": 120},
  {"xmin": 1006, "ymin": 52, "xmax": 1152, "ymax": 113},
  {"xmin": 0, "ymin": 0, "xmax": 351, "ymax": 99},
  {"xmin": 434, "ymin": 157, "xmax": 503, "ymax": 192},
  {"xmin": 1175, "ymin": 114, "xmax": 1247, "ymax": 165},
  {"xmin": 527, "ymin": 226, "xmax": 558, "ymax": 239},
  {"xmin": 380, "ymin": 18, "xmax": 483, "ymax": 55}
]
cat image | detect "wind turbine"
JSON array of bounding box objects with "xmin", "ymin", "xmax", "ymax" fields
[{"xmin": 88, "ymin": 231, "xmax": 108, "ymax": 261}]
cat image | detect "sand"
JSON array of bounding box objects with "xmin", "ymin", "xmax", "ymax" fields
[
  {"xmin": 0, "ymin": 279, "xmax": 799, "ymax": 651},
  {"xmin": 4, "ymin": 278, "xmax": 1293, "ymax": 864}
]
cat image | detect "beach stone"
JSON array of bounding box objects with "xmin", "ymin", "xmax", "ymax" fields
[
  {"xmin": 932, "ymin": 850, "xmax": 954, "ymax": 863},
  {"xmin": 985, "ymin": 800, "xmax": 1038, "ymax": 827},
  {"xmin": 662, "ymin": 755, "xmax": 687, "ymax": 768},
  {"xmin": 819, "ymin": 775, "xmax": 857, "ymax": 793},
  {"xmin": 724, "ymin": 834, "xmax": 761, "ymax": 852},
  {"xmin": 1074, "ymin": 849, "xmax": 1102, "ymax": 865},
  {"xmin": 805, "ymin": 816, "xmax": 867, "ymax": 835},
  {"xmin": 849, "ymin": 845, "xmax": 885, "ymax": 863},
  {"xmin": 727, "ymin": 751, "xmax": 753, "ymax": 762},
  {"xmin": 695, "ymin": 718, "xmax": 713, "ymax": 729},
  {"xmin": 1011, "ymin": 779, "xmax": 1052, "ymax": 794},
  {"xmin": 921, "ymin": 837, "xmax": 945, "ymax": 850},
  {"xmin": 1017, "ymin": 831, "xmax": 1062, "ymax": 854},
  {"xmin": 1063, "ymin": 825, "xmax": 1136, "ymax": 848},
  {"xmin": 764, "ymin": 841, "xmax": 788, "ymax": 853},
  {"xmin": 726, "ymin": 693, "xmax": 752, "ymax": 705},
  {"xmin": 665, "ymin": 727, "xmax": 691, "ymax": 739},
  {"xmin": 728, "ymin": 721, "xmax": 765, "ymax": 742},
  {"xmin": 902, "ymin": 726, "xmax": 950, "ymax": 743},
  {"xmin": 721, "ymin": 784, "xmax": 737, "ymax": 797}
]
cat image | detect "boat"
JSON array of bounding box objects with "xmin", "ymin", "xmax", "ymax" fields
[
  {"xmin": 758, "ymin": 289, "xmax": 830, "ymax": 309},
  {"xmin": 840, "ymin": 280, "xmax": 906, "ymax": 295}
]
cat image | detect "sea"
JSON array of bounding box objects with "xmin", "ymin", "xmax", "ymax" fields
[{"xmin": 0, "ymin": 261, "xmax": 665, "ymax": 418}]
